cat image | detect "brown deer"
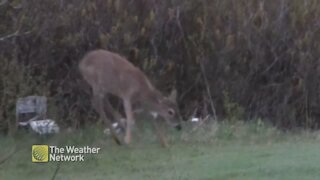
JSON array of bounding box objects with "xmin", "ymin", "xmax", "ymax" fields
[{"xmin": 79, "ymin": 49, "xmax": 181, "ymax": 146}]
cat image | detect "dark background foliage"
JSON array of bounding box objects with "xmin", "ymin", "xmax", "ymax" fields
[{"xmin": 1, "ymin": 0, "xmax": 320, "ymax": 133}]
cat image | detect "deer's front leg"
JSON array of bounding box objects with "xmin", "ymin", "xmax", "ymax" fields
[
  {"xmin": 123, "ymin": 99, "xmax": 134, "ymax": 144},
  {"xmin": 152, "ymin": 118, "xmax": 169, "ymax": 148}
]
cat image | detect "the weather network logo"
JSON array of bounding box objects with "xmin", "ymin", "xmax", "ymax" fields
[
  {"xmin": 32, "ymin": 145, "xmax": 49, "ymax": 163},
  {"xmin": 32, "ymin": 144, "xmax": 101, "ymax": 162}
]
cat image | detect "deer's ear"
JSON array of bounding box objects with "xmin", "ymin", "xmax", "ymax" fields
[{"xmin": 168, "ymin": 88, "xmax": 177, "ymax": 102}]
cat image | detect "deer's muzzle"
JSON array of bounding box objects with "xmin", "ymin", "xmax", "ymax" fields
[{"xmin": 174, "ymin": 124, "xmax": 182, "ymax": 131}]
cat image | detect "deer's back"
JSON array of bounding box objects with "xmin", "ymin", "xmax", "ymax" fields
[{"xmin": 79, "ymin": 49, "xmax": 155, "ymax": 99}]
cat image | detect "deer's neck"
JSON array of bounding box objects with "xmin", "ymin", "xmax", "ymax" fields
[{"xmin": 138, "ymin": 88, "xmax": 162, "ymax": 111}]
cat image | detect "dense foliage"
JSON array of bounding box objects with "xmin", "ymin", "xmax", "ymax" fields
[{"xmin": 1, "ymin": 0, "xmax": 319, "ymax": 133}]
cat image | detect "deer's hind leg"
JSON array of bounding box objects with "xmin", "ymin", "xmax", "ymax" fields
[{"xmin": 92, "ymin": 90, "xmax": 122, "ymax": 145}]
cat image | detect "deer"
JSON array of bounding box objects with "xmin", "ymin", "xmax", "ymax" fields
[{"xmin": 79, "ymin": 49, "xmax": 182, "ymax": 147}]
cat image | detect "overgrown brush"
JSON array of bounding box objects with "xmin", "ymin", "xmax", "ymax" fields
[{"xmin": 0, "ymin": 0, "xmax": 319, "ymax": 133}]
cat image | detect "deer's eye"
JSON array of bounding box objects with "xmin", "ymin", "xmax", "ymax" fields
[{"xmin": 168, "ymin": 108, "xmax": 175, "ymax": 116}]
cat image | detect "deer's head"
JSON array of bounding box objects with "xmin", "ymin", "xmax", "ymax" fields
[{"xmin": 151, "ymin": 89, "xmax": 182, "ymax": 130}]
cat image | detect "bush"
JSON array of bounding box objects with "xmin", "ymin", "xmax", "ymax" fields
[{"xmin": 0, "ymin": 0, "xmax": 319, "ymax": 133}]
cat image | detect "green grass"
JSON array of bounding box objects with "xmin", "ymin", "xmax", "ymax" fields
[{"xmin": 1, "ymin": 122, "xmax": 320, "ymax": 180}]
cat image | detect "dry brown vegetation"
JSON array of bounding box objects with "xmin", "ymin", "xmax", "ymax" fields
[{"xmin": 1, "ymin": 0, "xmax": 320, "ymax": 133}]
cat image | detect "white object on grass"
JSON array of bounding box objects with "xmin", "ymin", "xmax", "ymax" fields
[
  {"xmin": 19, "ymin": 119, "xmax": 60, "ymax": 135},
  {"xmin": 191, "ymin": 117, "xmax": 200, "ymax": 122},
  {"xmin": 103, "ymin": 122, "xmax": 122, "ymax": 135}
]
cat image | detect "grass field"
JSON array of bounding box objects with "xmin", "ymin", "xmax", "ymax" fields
[{"xmin": 0, "ymin": 122, "xmax": 320, "ymax": 180}]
